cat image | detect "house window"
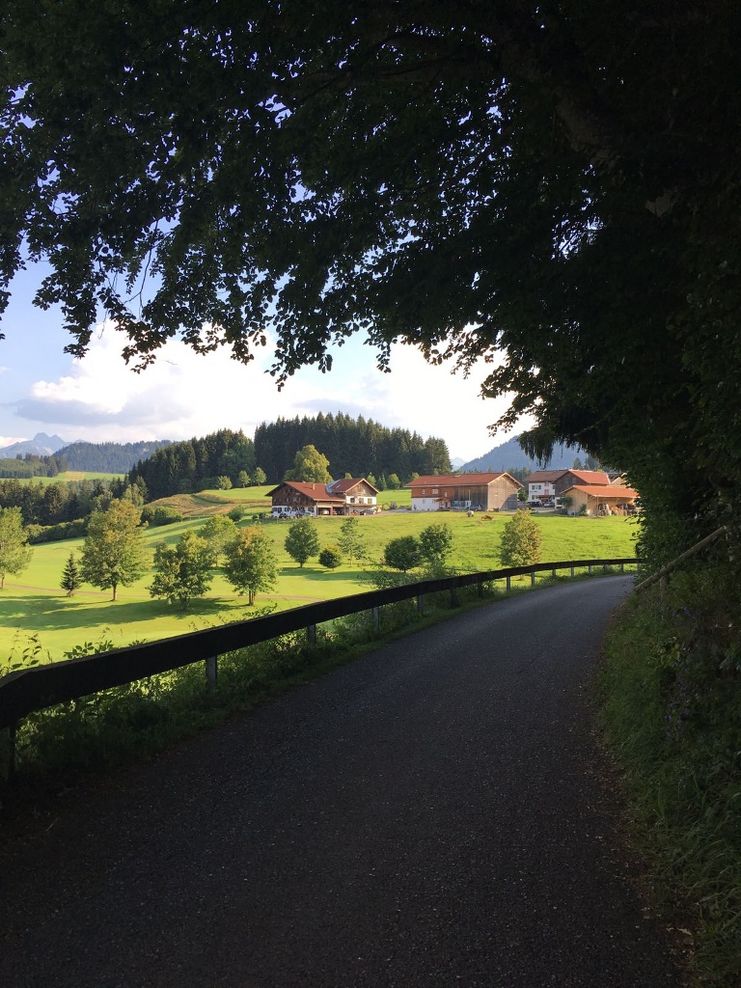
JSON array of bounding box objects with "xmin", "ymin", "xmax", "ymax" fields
[{"xmin": 432, "ymin": 488, "xmax": 438, "ymax": 494}]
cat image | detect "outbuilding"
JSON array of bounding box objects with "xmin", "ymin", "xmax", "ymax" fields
[
  {"xmin": 407, "ymin": 472, "xmax": 522, "ymax": 512},
  {"xmin": 562, "ymin": 484, "xmax": 639, "ymax": 516}
]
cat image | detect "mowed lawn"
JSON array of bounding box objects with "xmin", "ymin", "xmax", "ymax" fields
[{"xmin": 0, "ymin": 506, "xmax": 637, "ymax": 667}]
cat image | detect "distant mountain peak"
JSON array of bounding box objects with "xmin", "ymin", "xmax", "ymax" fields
[{"xmin": 460, "ymin": 435, "xmax": 590, "ymax": 473}]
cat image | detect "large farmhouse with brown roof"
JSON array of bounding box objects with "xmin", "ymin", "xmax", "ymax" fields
[
  {"xmin": 267, "ymin": 478, "xmax": 379, "ymax": 517},
  {"xmin": 408, "ymin": 473, "xmax": 522, "ymax": 512},
  {"xmin": 552, "ymin": 469, "xmax": 611, "ymax": 496}
]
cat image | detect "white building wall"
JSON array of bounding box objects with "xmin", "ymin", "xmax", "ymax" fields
[{"xmin": 411, "ymin": 497, "xmax": 441, "ymax": 511}]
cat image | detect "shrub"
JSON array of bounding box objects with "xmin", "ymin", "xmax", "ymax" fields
[
  {"xmin": 384, "ymin": 535, "xmax": 421, "ymax": 572},
  {"xmin": 319, "ymin": 544, "xmax": 342, "ymax": 569},
  {"xmin": 141, "ymin": 505, "xmax": 183, "ymax": 527},
  {"xmin": 499, "ymin": 510, "xmax": 542, "ymax": 566}
]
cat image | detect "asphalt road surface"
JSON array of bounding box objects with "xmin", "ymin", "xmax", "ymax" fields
[{"xmin": 0, "ymin": 576, "xmax": 683, "ymax": 987}]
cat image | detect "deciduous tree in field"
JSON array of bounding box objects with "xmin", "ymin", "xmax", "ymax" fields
[
  {"xmin": 149, "ymin": 531, "xmax": 214, "ymax": 608},
  {"xmin": 337, "ymin": 516, "xmax": 366, "ymax": 563},
  {"xmin": 285, "ymin": 517, "xmax": 320, "ymax": 567},
  {"xmin": 0, "ymin": 506, "xmax": 32, "ymax": 589},
  {"xmin": 418, "ymin": 523, "xmax": 454, "ymax": 567},
  {"xmin": 383, "ymin": 535, "xmax": 421, "ymax": 573},
  {"xmin": 223, "ymin": 527, "xmax": 277, "ymax": 605},
  {"xmin": 81, "ymin": 499, "xmax": 146, "ymax": 601},
  {"xmin": 499, "ymin": 511, "xmax": 542, "ymax": 568},
  {"xmin": 199, "ymin": 514, "xmax": 237, "ymax": 564},
  {"xmin": 252, "ymin": 467, "xmax": 267, "ymax": 486},
  {"xmin": 284, "ymin": 445, "xmax": 332, "ymax": 484},
  {"xmin": 60, "ymin": 552, "xmax": 82, "ymax": 596}
]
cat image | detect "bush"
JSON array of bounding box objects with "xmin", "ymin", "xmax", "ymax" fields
[
  {"xmin": 499, "ymin": 510, "xmax": 542, "ymax": 566},
  {"xmin": 26, "ymin": 518, "xmax": 89, "ymax": 543},
  {"xmin": 319, "ymin": 544, "xmax": 342, "ymax": 569},
  {"xmin": 228, "ymin": 506, "xmax": 247, "ymax": 522},
  {"xmin": 384, "ymin": 535, "xmax": 421, "ymax": 572},
  {"xmin": 141, "ymin": 505, "xmax": 184, "ymax": 527}
]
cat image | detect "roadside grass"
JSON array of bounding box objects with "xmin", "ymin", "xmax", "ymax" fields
[
  {"xmin": 598, "ymin": 565, "xmax": 741, "ymax": 986},
  {"xmin": 1, "ymin": 511, "xmax": 636, "ymax": 664}
]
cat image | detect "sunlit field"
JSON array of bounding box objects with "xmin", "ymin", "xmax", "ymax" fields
[{"xmin": 1, "ymin": 501, "xmax": 637, "ymax": 667}]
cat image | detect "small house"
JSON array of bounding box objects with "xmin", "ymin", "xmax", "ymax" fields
[
  {"xmin": 326, "ymin": 477, "xmax": 379, "ymax": 514},
  {"xmin": 562, "ymin": 484, "xmax": 639, "ymax": 516},
  {"xmin": 552, "ymin": 469, "xmax": 611, "ymax": 497}
]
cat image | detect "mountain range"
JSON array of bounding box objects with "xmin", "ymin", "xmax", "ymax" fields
[
  {"xmin": 460, "ymin": 436, "xmax": 590, "ymax": 473},
  {"xmin": 0, "ymin": 432, "xmax": 67, "ymax": 457}
]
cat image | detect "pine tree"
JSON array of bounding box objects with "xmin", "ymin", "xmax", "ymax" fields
[{"xmin": 60, "ymin": 552, "xmax": 82, "ymax": 596}]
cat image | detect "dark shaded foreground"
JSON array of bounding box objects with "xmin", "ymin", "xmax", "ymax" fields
[{"xmin": 0, "ymin": 577, "xmax": 683, "ymax": 987}]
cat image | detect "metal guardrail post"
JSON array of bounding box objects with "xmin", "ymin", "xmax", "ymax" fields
[
  {"xmin": 417, "ymin": 593, "xmax": 424, "ymax": 615},
  {"xmin": 372, "ymin": 606, "xmax": 380, "ymax": 632},
  {"xmin": 505, "ymin": 576, "xmax": 511, "ymax": 592},
  {"xmin": 530, "ymin": 572, "xmax": 536, "ymax": 587},
  {"xmin": 587, "ymin": 563, "xmax": 592, "ymax": 575},
  {"xmin": 570, "ymin": 563, "xmax": 575, "ymax": 577},
  {"xmin": 306, "ymin": 624, "xmax": 317, "ymax": 648},
  {"xmin": 205, "ymin": 656, "xmax": 218, "ymax": 691}
]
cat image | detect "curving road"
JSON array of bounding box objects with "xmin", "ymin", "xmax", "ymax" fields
[{"xmin": 0, "ymin": 576, "xmax": 682, "ymax": 987}]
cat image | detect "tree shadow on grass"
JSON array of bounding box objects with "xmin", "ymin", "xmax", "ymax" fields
[{"xmin": 0, "ymin": 592, "xmax": 254, "ymax": 634}]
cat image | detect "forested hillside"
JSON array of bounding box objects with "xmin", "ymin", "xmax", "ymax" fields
[
  {"xmin": 254, "ymin": 413, "xmax": 451, "ymax": 483},
  {"xmin": 129, "ymin": 430, "xmax": 255, "ymax": 500},
  {"xmin": 60, "ymin": 440, "xmax": 171, "ymax": 473},
  {"xmin": 0, "ymin": 453, "xmax": 66, "ymax": 478},
  {"xmin": 461, "ymin": 437, "xmax": 599, "ymax": 473}
]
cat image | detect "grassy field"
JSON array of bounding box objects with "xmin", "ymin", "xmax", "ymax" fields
[
  {"xmin": 1, "ymin": 502, "xmax": 638, "ymax": 667},
  {"xmin": 8, "ymin": 471, "xmax": 125, "ymax": 485}
]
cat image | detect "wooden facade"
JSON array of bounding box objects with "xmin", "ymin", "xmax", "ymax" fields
[
  {"xmin": 266, "ymin": 482, "xmax": 347, "ymax": 516},
  {"xmin": 408, "ymin": 473, "xmax": 522, "ymax": 512}
]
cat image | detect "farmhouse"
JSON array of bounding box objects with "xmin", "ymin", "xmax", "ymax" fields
[
  {"xmin": 526, "ymin": 470, "xmax": 566, "ymax": 504},
  {"xmin": 562, "ymin": 484, "xmax": 639, "ymax": 516},
  {"xmin": 408, "ymin": 473, "xmax": 522, "ymax": 512},
  {"xmin": 266, "ymin": 481, "xmax": 347, "ymax": 517},
  {"xmin": 552, "ymin": 469, "xmax": 611, "ymax": 497},
  {"xmin": 326, "ymin": 477, "xmax": 379, "ymax": 514}
]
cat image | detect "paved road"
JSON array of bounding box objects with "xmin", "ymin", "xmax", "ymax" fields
[{"xmin": 0, "ymin": 577, "xmax": 682, "ymax": 987}]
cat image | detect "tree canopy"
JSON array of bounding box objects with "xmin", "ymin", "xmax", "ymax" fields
[{"xmin": 2, "ymin": 3, "xmax": 739, "ymax": 559}]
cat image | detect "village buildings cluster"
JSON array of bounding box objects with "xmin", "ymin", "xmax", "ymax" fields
[{"xmin": 268, "ymin": 468, "xmax": 638, "ymax": 517}]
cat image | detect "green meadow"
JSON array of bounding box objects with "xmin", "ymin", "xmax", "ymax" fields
[
  {"xmin": 1, "ymin": 495, "xmax": 638, "ymax": 668},
  {"xmin": 11, "ymin": 470, "xmax": 125, "ymax": 485}
]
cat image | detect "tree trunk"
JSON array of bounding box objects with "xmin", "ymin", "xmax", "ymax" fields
[{"xmin": 112, "ymin": 583, "xmax": 117, "ymax": 601}]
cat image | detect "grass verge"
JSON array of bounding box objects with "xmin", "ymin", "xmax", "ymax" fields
[{"xmin": 597, "ymin": 564, "xmax": 740, "ymax": 986}]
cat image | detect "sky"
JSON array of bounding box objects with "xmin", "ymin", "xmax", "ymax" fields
[{"xmin": 0, "ymin": 264, "xmax": 530, "ymax": 463}]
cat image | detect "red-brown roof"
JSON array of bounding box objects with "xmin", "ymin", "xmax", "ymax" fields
[
  {"xmin": 527, "ymin": 470, "xmax": 568, "ymax": 483},
  {"xmin": 327, "ymin": 477, "xmax": 379, "ymax": 494},
  {"xmin": 266, "ymin": 481, "xmax": 345, "ymax": 504},
  {"xmin": 408, "ymin": 472, "xmax": 522, "ymax": 488},
  {"xmin": 564, "ymin": 484, "xmax": 638, "ymax": 499},
  {"xmin": 561, "ymin": 470, "xmax": 611, "ymax": 485}
]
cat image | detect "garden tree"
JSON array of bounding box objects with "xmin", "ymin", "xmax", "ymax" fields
[
  {"xmin": 216, "ymin": 475, "xmax": 233, "ymax": 490},
  {"xmin": 284, "ymin": 518, "xmax": 320, "ymax": 568},
  {"xmin": 337, "ymin": 517, "xmax": 366, "ymax": 563},
  {"xmin": 81, "ymin": 499, "xmax": 146, "ymax": 601},
  {"xmin": 284, "ymin": 445, "xmax": 332, "ymax": 483},
  {"xmin": 3, "ymin": 4, "xmax": 740, "ymax": 563},
  {"xmin": 198, "ymin": 514, "xmax": 237, "ymax": 564},
  {"xmin": 418, "ymin": 523, "xmax": 454, "ymax": 567},
  {"xmin": 149, "ymin": 532, "xmax": 214, "ymax": 608},
  {"xmin": 237, "ymin": 470, "xmax": 251, "ymax": 488},
  {"xmin": 0, "ymin": 506, "xmax": 32, "ymax": 589},
  {"xmin": 386, "ymin": 473, "xmax": 401, "ymax": 490},
  {"xmin": 499, "ymin": 511, "xmax": 542, "ymax": 568},
  {"xmin": 223, "ymin": 528, "xmax": 277, "ymax": 605},
  {"xmin": 252, "ymin": 467, "xmax": 267, "ymax": 486},
  {"xmin": 318, "ymin": 545, "xmax": 342, "ymax": 569},
  {"xmin": 60, "ymin": 552, "xmax": 82, "ymax": 596},
  {"xmin": 384, "ymin": 536, "xmax": 421, "ymax": 573}
]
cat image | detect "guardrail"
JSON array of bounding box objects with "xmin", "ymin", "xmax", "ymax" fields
[{"xmin": 0, "ymin": 557, "xmax": 637, "ymax": 774}]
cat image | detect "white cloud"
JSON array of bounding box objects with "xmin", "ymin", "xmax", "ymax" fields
[{"xmin": 14, "ymin": 322, "xmax": 531, "ymax": 461}]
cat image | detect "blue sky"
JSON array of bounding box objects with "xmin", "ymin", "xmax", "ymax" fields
[{"xmin": 0, "ymin": 262, "xmax": 527, "ymax": 461}]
